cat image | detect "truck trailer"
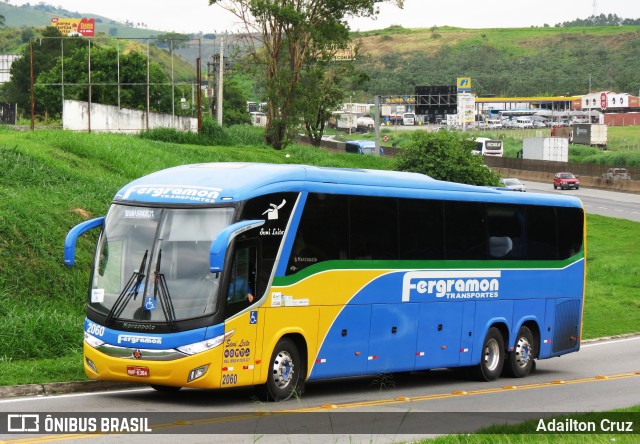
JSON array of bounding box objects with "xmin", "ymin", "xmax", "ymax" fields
[
  {"xmin": 572, "ymin": 123, "xmax": 607, "ymax": 148},
  {"xmin": 523, "ymin": 137, "xmax": 569, "ymax": 162}
]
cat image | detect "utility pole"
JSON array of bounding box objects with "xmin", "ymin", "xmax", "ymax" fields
[
  {"xmin": 207, "ymin": 57, "xmax": 215, "ymax": 118},
  {"xmin": 216, "ymin": 36, "xmax": 224, "ymax": 126},
  {"xmin": 374, "ymin": 95, "xmax": 381, "ymax": 156}
]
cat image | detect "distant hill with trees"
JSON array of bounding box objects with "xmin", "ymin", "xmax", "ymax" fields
[{"xmin": 350, "ymin": 19, "xmax": 640, "ymax": 100}]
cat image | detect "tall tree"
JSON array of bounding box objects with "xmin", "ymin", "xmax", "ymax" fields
[
  {"xmin": 297, "ymin": 60, "xmax": 358, "ymax": 146},
  {"xmin": 208, "ymin": 0, "xmax": 403, "ymax": 149}
]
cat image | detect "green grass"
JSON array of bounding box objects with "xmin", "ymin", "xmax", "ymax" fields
[{"xmin": 0, "ymin": 127, "xmax": 637, "ymax": 385}]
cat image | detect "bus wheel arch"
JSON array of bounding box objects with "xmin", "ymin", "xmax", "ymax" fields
[
  {"xmin": 503, "ymin": 323, "xmax": 538, "ymax": 378},
  {"xmin": 469, "ymin": 325, "xmax": 506, "ymax": 381},
  {"xmin": 263, "ymin": 334, "xmax": 307, "ymax": 401}
]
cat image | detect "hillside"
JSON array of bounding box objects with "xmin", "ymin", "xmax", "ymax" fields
[
  {"xmin": 0, "ymin": 2, "xmax": 160, "ymax": 39},
  {"xmin": 354, "ymin": 25, "xmax": 640, "ymax": 59},
  {"xmin": 3, "ymin": 3, "xmax": 640, "ymax": 98},
  {"xmin": 351, "ymin": 25, "xmax": 640, "ymax": 99}
]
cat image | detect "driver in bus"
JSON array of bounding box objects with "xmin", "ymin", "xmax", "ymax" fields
[{"xmin": 227, "ymin": 260, "xmax": 254, "ymax": 303}]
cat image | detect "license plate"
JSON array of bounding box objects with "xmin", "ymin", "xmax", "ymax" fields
[{"xmin": 127, "ymin": 366, "xmax": 150, "ymax": 377}]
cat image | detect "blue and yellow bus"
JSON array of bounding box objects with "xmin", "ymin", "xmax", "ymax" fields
[{"xmin": 65, "ymin": 163, "xmax": 585, "ymax": 400}]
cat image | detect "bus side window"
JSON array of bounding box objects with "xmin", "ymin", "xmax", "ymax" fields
[
  {"xmin": 286, "ymin": 194, "xmax": 348, "ymax": 275},
  {"xmin": 444, "ymin": 201, "xmax": 486, "ymax": 259},
  {"xmin": 556, "ymin": 207, "xmax": 584, "ymax": 259},
  {"xmin": 225, "ymin": 242, "xmax": 258, "ymax": 318},
  {"xmin": 348, "ymin": 196, "xmax": 398, "ymax": 260},
  {"xmin": 526, "ymin": 206, "xmax": 558, "ymax": 260},
  {"xmin": 486, "ymin": 204, "xmax": 524, "ymax": 259},
  {"xmin": 399, "ymin": 198, "xmax": 444, "ymax": 260}
]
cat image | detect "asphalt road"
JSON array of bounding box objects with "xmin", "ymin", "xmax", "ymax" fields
[
  {"xmin": 520, "ymin": 180, "xmax": 640, "ymax": 222},
  {"xmin": 1, "ymin": 335, "xmax": 638, "ymax": 443}
]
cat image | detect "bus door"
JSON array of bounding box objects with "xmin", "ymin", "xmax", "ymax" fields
[{"xmin": 221, "ymin": 241, "xmax": 261, "ymax": 388}]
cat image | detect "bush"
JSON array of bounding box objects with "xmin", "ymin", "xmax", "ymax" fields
[
  {"xmin": 199, "ymin": 118, "xmax": 231, "ymax": 145},
  {"xmin": 138, "ymin": 120, "xmax": 265, "ymax": 148},
  {"xmin": 226, "ymin": 125, "xmax": 267, "ymax": 147},
  {"xmin": 394, "ymin": 130, "xmax": 501, "ymax": 186},
  {"xmin": 138, "ymin": 127, "xmax": 200, "ymax": 145}
]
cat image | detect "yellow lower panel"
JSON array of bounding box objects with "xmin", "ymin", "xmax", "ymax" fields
[{"xmin": 83, "ymin": 343, "xmax": 223, "ymax": 389}]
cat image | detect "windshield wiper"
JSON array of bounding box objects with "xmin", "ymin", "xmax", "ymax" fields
[
  {"xmin": 105, "ymin": 250, "xmax": 148, "ymax": 326},
  {"xmin": 153, "ymin": 249, "xmax": 177, "ymax": 331}
]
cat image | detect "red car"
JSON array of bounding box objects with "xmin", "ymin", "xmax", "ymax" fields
[{"xmin": 554, "ymin": 172, "xmax": 580, "ymax": 190}]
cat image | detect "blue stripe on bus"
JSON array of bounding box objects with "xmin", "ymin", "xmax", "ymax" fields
[{"xmin": 84, "ymin": 318, "xmax": 225, "ymax": 350}]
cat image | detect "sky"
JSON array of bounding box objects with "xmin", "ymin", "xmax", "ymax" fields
[{"xmin": 10, "ymin": 0, "xmax": 640, "ymax": 34}]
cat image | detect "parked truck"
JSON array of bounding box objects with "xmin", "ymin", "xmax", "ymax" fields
[
  {"xmin": 356, "ymin": 116, "xmax": 375, "ymax": 132},
  {"xmin": 572, "ymin": 123, "xmax": 608, "ymax": 148},
  {"xmin": 336, "ymin": 113, "xmax": 358, "ymax": 132},
  {"xmin": 522, "ymin": 137, "xmax": 569, "ymax": 162}
]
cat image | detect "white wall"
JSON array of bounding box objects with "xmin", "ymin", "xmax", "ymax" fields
[{"xmin": 63, "ymin": 100, "xmax": 198, "ymax": 133}]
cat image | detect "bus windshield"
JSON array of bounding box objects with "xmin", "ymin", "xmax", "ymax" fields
[{"xmin": 90, "ymin": 204, "xmax": 234, "ymax": 323}]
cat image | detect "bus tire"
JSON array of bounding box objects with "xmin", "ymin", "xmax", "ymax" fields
[
  {"xmin": 470, "ymin": 327, "xmax": 505, "ymax": 381},
  {"xmin": 150, "ymin": 384, "xmax": 182, "ymax": 392},
  {"xmin": 503, "ymin": 326, "xmax": 535, "ymax": 378},
  {"xmin": 264, "ymin": 338, "xmax": 302, "ymax": 401}
]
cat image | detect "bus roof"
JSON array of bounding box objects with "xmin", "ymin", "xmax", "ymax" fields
[
  {"xmin": 345, "ymin": 140, "xmax": 375, "ymax": 147},
  {"xmin": 114, "ymin": 162, "xmax": 582, "ymax": 208}
]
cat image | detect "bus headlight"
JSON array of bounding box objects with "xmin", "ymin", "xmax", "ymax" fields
[
  {"xmin": 85, "ymin": 357, "xmax": 98, "ymax": 374},
  {"xmin": 84, "ymin": 332, "xmax": 104, "ymax": 349},
  {"xmin": 177, "ymin": 333, "xmax": 226, "ymax": 356},
  {"xmin": 188, "ymin": 365, "xmax": 209, "ymax": 382}
]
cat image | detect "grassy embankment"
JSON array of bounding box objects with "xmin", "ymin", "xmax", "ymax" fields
[{"xmin": 0, "ymin": 127, "xmax": 638, "ymax": 386}]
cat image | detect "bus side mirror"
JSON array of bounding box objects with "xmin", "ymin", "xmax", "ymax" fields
[
  {"xmin": 64, "ymin": 217, "xmax": 105, "ymax": 266},
  {"xmin": 209, "ymin": 219, "xmax": 265, "ymax": 273}
]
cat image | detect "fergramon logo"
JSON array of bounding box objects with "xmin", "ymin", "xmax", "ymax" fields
[
  {"xmin": 8, "ymin": 414, "xmax": 40, "ymax": 432},
  {"xmin": 402, "ymin": 270, "xmax": 501, "ymax": 302}
]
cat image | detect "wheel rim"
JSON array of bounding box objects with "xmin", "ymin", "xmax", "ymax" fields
[
  {"xmin": 484, "ymin": 338, "xmax": 501, "ymax": 372},
  {"xmin": 514, "ymin": 336, "xmax": 532, "ymax": 368},
  {"xmin": 272, "ymin": 350, "xmax": 295, "ymax": 389}
]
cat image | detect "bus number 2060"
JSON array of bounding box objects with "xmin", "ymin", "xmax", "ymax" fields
[{"xmin": 222, "ymin": 374, "xmax": 238, "ymax": 385}]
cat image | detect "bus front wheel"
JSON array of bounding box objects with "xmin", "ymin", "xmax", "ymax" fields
[
  {"xmin": 264, "ymin": 338, "xmax": 303, "ymax": 401},
  {"xmin": 503, "ymin": 326, "xmax": 535, "ymax": 378},
  {"xmin": 470, "ymin": 327, "xmax": 505, "ymax": 381}
]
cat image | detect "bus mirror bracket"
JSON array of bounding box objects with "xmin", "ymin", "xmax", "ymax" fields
[
  {"xmin": 210, "ymin": 219, "xmax": 265, "ymax": 273},
  {"xmin": 64, "ymin": 217, "xmax": 105, "ymax": 266}
]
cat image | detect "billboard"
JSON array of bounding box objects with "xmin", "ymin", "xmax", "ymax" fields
[
  {"xmin": 457, "ymin": 93, "xmax": 476, "ymax": 124},
  {"xmin": 51, "ymin": 18, "xmax": 95, "ymax": 37}
]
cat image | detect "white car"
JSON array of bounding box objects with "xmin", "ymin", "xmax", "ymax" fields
[{"xmin": 500, "ymin": 178, "xmax": 526, "ymax": 192}]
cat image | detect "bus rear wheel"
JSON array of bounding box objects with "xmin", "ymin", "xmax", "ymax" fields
[
  {"xmin": 503, "ymin": 326, "xmax": 535, "ymax": 378},
  {"xmin": 470, "ymin": 327, "xmax": 505, "ymax": 381},
  {"xmin": 264, "ymin": 338, "xmax": 303, "ymax": 401}
]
